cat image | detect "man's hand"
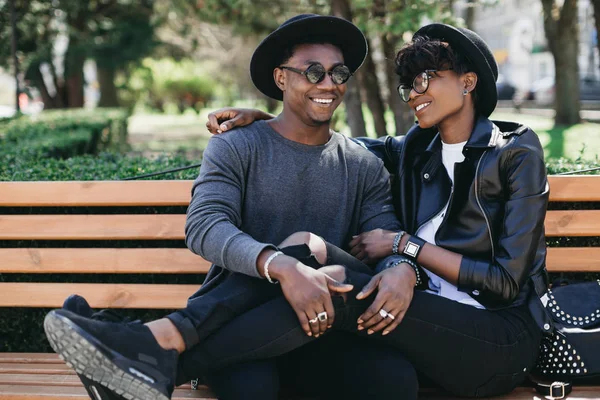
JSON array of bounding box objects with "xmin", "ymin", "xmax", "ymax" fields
[
  {"xmin": 355, "ymin": 263, "xmax": 416, "ymax": 335},
  {"xmin": 270, "ymin": 259, "xmax": 353, "ymax": 337},
  {"xmin": 205, "ymin": 108, "xmax": 273, "ymax": 134},
  {"xmin": 349, "ymin": 229, "xmax": 397, "ymax": 263}
]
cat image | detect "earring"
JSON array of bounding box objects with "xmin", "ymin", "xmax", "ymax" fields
[{"xmin": 463, "ymin": 89, "xmax": 469, "ymax": 96}]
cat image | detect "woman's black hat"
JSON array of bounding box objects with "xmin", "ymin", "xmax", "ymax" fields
[
  {"xmin": 414, "ymin": 23, "xmax": 499, "ymax": 117},
  {"xmin": 250, "ymin": 14, "xmax": 368, "ymax": 100}
]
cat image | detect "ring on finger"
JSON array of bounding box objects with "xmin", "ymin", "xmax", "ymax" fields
[
  {"xmin": 309, "ymin": 317, "xmax": 318, "ymax": 324},
  {"xmin": 317, "ymin": 311, "xmax": 328, "ymax": 322},
  {"xmin": 379, "ymin": 309, "xmax": 395, "ymax": 320}
]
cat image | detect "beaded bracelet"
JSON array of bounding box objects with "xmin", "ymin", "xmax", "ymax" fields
[
  {"xmin": 392, "ymin": 231, "xmax": 405, "ymax": 255},
  {"xmin": 390, "ymin": 258, "xmax": 422, "ymax": 287},
  {"xmin": 264, "ymin": 251, "xmax": 283, "ymax": 284}
]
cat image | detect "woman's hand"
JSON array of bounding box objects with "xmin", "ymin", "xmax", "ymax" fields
[
  {"xmin": 205, "ymin": 108, "xmax": 274, "ymax": 134},
  {"xmin": 349, "ymin": 229, "xmax": 397, "ymax": 263},
  {"xmin": 355, "ymin": 263, "xmax": 416, "ymax": 335}
]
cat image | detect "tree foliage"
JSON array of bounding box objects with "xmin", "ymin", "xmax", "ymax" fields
[{"xmin": 0, "ymin": 0, "xmax": 159, "ymax": 109}]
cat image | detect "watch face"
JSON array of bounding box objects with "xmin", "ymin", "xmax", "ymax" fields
[{"xmin": 404, "ymin": 242, "xmax": 420, "ymax": 258}]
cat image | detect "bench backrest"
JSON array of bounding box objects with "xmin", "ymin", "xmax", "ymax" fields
[{"xmin": 0, "ymin": 176, "xmax": 599, "ymax": 309}]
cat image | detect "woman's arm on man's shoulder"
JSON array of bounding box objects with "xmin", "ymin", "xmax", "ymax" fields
[{"xmin": 205, "ymin": 107, "xmax": 274, "ymax": 134}]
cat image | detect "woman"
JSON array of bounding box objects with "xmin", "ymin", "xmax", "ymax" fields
[{"xmin": 187, "ymin": 23, "xmax": 551, "ymax": 397}]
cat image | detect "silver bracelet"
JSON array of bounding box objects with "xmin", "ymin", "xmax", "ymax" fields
[
  {"xmin": 392, "ymin": 231, "xmax": 405, "ymax": 255},
  {"xmin": 390, "ymin": 258, "xmax": 422, "ymax": 287},
  {"xmin": 264, "ymin": 251, "xmax": 284, "ymax": 284}
]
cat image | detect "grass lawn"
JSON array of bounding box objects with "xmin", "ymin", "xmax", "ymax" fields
[{"xmin": 491, "ymin": 112, "xmax": 600, "ymax": 161}]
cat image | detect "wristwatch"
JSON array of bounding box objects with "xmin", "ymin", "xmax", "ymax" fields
[{"xmin": 403, "ymin": 235, "xmax": 426, "ymax": 261}]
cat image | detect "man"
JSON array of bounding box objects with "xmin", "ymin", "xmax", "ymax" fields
[{"xmin": 44, "ymin": 14, "xmax": 413, "ymax": 400}]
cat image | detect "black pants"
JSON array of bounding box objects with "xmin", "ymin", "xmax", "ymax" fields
[
  {"xmin": 173, "ymin": 244, "xmax": 542, "ymax": 397},
  {"xmin": 205, "ymin": 332, "xmax": 418, "ymax": 400}
]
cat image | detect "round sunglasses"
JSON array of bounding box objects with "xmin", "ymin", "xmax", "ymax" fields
[
  {"xmin": 279, "ymin": 63, "xmax": 352, "ymax": 85},
  {"xmin": 397, "ymin": 69, "xmax": 453, "ymax": 102}
]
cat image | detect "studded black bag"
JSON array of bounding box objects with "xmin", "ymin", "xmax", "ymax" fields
[{"xmin": 532, "ymin": 280, "xmax": 600, "ymax": 382}]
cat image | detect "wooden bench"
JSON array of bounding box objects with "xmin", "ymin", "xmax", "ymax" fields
[{"xmin": 1, "ymin": 177, "xmax": 599, "ymax": 399}]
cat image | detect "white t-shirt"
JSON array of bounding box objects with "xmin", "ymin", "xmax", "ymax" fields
[{"xmin": 415, "ymin": 140, "xmax": 485, "ymax": 309}]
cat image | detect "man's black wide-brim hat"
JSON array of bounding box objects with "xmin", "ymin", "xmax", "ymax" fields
[
  {"xmin": 250, "ymin": 14, "xmax": 368, "ymax": 101},
  {"xmin": 414, "ymin": 23, "xmax": 499, "ymax": 118}
]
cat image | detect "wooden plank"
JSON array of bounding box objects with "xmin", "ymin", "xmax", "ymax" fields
[
  {"xmin": 0, "ymin": 248, "xmax": 210, "ymax": 274},
  {"xmin": 2, "ymin": 211, "xmax": 600, "ymax": 241},
  {"xmin": 0, "ymin": 176, "xmax": 599, "ymax": 207},
  {"xmin": 0, "ymin": 215, "xmax": 185, "ymax": 240},
  {"xmin": 0, "ymin": 283, "xmax": 198, "ymax": 308},
  {"xmin": 546, "ymin": 247, "xmax": 600, "ymax": 272},
  {"xmin": 0, "ymin": 385, "xmax": 216, "ymax": 399},
  {"xmin": 1, "ymin": 247, "xmax": 598, "ymax": 275},
  {"xmin": 0, "ymin": 364, "xmax": 72, "ymax": 375},
  {"xmin": 0, "ymin": 384, "xmax": 597, "ymax": 400},
  {"xmin": 0, "ymin": 374, "xmax": 193, "ymax": 390},
  {"xmin": 545, "ymin": 210, "xmax": 600, "ymax": 237},
  {"xmin": 0, "ymin": 181, "xmax": 193, "ymax": 207},
  {"xmin": 548, "ymin": 175, "xmax": 600, "ymax": 202},
  {"xmin": 0, "ymin": 354, "xmax": 61, "ymax": 364}
]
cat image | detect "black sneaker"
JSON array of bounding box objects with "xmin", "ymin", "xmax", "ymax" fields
[
  {"xmin": 44, "ymin": 307, "xmax": 178, "ymax": 400},
  {"xmin": 62, "ymin": 295, "xmax": 127, "ymax": 400}
]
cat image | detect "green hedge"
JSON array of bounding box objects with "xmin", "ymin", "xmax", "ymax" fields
[
  {"xmin": 0, "ymin": 108, "xmax": 130, "ymax": 162},
  {"xmin": 1, "ymin": 156, "xmax": 599, "ymax": 352}
]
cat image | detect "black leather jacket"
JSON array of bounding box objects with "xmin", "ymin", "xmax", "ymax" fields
[{"xmin": 356, "ymin": 116, "xmax": 550, "ymax": 314}]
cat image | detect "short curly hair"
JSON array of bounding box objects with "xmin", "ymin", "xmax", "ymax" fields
[{"xmin": 395, "ymin": 35, "xmax": 480, "ymax": 112}]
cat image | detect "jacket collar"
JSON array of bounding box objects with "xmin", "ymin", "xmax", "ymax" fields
[{"xmin": 414, "ymin": 115, "xmax": 498, "ymax": 155}]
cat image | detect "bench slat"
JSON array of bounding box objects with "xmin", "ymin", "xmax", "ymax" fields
[
  {"xmin": 545, "ymin": 210, "xmax": 600, "ymax": 237},
  {"xmin": 0, "ymin": 385, "xmax": 214, "ymax": 399},
  {"xmin": 0, "ymin": 283, "xmax": 197, "ymax": 308},
  {"xmin": 0, "ymin": 247, "xmax": 597, "ymax": 275},
  {"xmin": 546, "ymin": 247, "xmax": 600, "ymax": 272},
  {"xmin": 0, "ymin": 181, "xmax": 193, "ymax": 207},
  {"xmin": 1, "ymin": 176, "xmax": 599, "ymax": 207},
  {"xmin": 0, "ymin": 215, "xmax": 185, "ymax": 240},
  {"xmin": 0, "ymin": 383, "xmax": 598, "ymax": 400},
  {"xmin": 0, "ymin": 354, "xmax": 62, "ymax": 364},
  {"xmin": 0, "ymin": 374, "xmax": 194, "ymax": 390},
  {"xmin": 1, "ymin": 211, "xmax": 600, "ymax": 241},
  {"xmin": 548, "ymin": 175, "xmax": 600, "ymax": 202},
  {"xmin": 0, "ymin": 364, "xmax": 72, "ymax": 374},
  {"xmin": 0, "ymin": 248, "xmax": 209, "ymax": 274}
]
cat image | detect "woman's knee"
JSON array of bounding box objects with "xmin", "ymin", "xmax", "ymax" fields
[{"xmin": 279, "ymin": 231, "xmax": 327, "ymax": 264}]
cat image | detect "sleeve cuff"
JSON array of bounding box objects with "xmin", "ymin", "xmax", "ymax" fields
[{"xmin": 458, "ymin": 256, "xmax": 488, "ymax": 292}]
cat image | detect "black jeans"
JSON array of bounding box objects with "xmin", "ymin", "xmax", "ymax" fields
[
  {"xmin": 205, "ymin": 332, "xmax": 418, "ymax": 400},
  {"xmin": 175, "ymin": 244, "xmax": 542, "ymax": 398}
]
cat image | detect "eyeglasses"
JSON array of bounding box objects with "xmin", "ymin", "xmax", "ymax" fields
[
  {"xmin": 279, "ymin": 63, "xmax": 352, "ymax": 85},
  {"xmin": 397, "ymin": 69, "xmax": 453, "ymax": 102}
]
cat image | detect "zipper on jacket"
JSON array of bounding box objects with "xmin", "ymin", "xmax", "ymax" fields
[
  {"xmin": 433, "ymin": 179, "xmax": 455, "ymax": 244},
  {"xmin": 474, "ymin": 151, "xmax": 495, "ymax": 260}
]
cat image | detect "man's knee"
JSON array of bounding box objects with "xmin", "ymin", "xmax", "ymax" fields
[{"xmin": 279, "ymin": 231, "xmax": 326, "ymax": 264}]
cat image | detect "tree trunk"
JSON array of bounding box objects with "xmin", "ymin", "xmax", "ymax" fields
[
  {"xmin": 97, "ymin": 66, "xmax": 119, "ymax": 107},
  {"xmin": 64, "ymin": 35, "xmax": 86, "ymax": 108},
  {"xmin": 592, "ymin": 0, "xmax": 600, "ymax": 65},
  {"xmin": 357, "ymin": 38, "xmax": 388, "ymax": 137},
  {"xmin": 541, "ymin": 0, "xmax": 581, "ymax": 126},
  {"xmin": 381, "ymin": 34, "xmax": 414, "ymax": 136},
  {"xmin": 27, "ymin": 64, "xmax": 57, "ymax": 109},
  {"xmin": 465, "ymin": 0, "xmax": 477, "ymax": 30},
  {"xmin": 330, "ymin": 0, "xmax": 367, "ymax": 138}
]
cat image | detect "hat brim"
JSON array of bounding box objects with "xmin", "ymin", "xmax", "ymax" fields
[
  {"xmin": 250, "ymin": 16, "xmax": 367, "ymax": 101},
  {"xmin": 414, "ymin": 24, "xmax": 498, "ymax": 117}
]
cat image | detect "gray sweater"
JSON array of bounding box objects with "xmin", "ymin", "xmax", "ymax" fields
[{"xmin": 185, "ymin": 120, "xmax": 400, "ymax": 279}]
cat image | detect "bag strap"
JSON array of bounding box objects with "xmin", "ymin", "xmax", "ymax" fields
[{"xmin": 534, "ymin": 381, "xmax": 573, "ymax": 399}]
